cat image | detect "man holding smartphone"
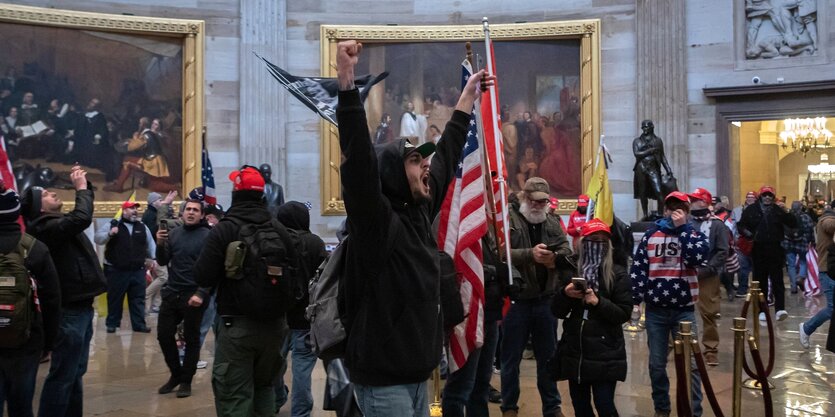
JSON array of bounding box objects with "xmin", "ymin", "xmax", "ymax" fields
[{"xmin": 502, "ymin": 177, "xmax": 571, "ymax": 417}]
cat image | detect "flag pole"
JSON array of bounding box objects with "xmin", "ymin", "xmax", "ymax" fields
[
  {"xmin": 482, "ymin": 17, "xmax": 513, "ymax": 286},
  {"xmin": 587, "ymin": 135, "xmax": 605, "ymax": 222}
]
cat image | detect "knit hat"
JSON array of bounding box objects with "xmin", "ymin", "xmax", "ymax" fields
[
  {"xmin": 20, "ymin": 186, "xmax": 43, "ymax": 220},
  {"xmin": 0, "ymin": 182, "xmax": 21, "ymax": 223},
  {"xmin": 147, "ymin": 192, "xmax": 162, "ymax": 206},
  {"xmin": 229, "ymin": 166, "xmax": 265, "ymax": 192},
  {"xmin": 188, "ymin": 186, "xmax": 205, "ymax": 201}
]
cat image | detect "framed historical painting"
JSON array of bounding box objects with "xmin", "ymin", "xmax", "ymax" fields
[
  {"xmin": 0, "ymin": 4, "xmax": 204, "ymax": 217},
  {"xmin": 319, "ymin": 20, "xmax": 601, "ymax": 215}
]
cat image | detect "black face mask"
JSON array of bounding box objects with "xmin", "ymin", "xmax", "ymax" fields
[{"xmin": 691, "ymin": 208, "xmax": 710, "ymax": 219}]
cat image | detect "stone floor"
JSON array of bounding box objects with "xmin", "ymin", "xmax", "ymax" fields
[{"xmin": 29, "ymin": 290, "xmax": 833, "ymax": 416}]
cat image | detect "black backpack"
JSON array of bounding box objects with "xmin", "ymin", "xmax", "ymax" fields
[
  {"xmin": 0, "ymin": 234, "xmax": 36, "ymax": 349},
  {"xmin": 223, "ymin": 218, "xmax": 306, "ymax": 321}
]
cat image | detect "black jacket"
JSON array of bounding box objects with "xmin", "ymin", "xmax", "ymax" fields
[
  {"xmin": 336, "ymin": 89, "xmax": 467, "ymax": 386},
  {"xmin": 551, "ymin": 264, "xmax": 632, "ymax": 384},
  {"xmin": 276, "ymin": 201, "xmax": 328, "ymax": 330},
  {"xmin": 157, "ymin": 222, "xmax": 211, "ymax": 300},
  {"xmin": 0, "ymin": 224, "xmax": 61, "ymax": 356},
  {"xmin": 25, "ymin": 188, "xmax": 106, "ymax": 307},
  {"xmin": 142, "ymin": 205, "xmax": 159, "ymax": 237},
  {"xmin": 738, "ymin": 201, "xmax": 797, "ymax": 245},
  {"xmin": 194, "ymin": 191, "xmax": 273, "ymax": 317}
]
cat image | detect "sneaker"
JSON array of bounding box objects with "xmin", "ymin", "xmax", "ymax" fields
[
  {"xmin": 488, "ymin": 386, "xmax": 501, "ymax": 403},
  {"xmin": 492, "ymin": 366, "xmax": 500, "ymax": 375},
  {"xmin": 197, "ymin": 360, "xmax": 208, "ymax": 369},
  {"xmin": 776, "ymin": 310, "xmax": 788, "ymax": 321},
  {"xmin": 522, "ymin": 348, "xmax": 534, "ymax": 360},
  {"xmin": 704, "ymin": 352, "xmax": 719, "ymax": 366},
  {"xmin": 759, "ymin": 312, "xmax": 766, "ymax": 322},
  {"xmin": 799, "ymin": 322, "xmax": 811, "ymax": 349},
  {"xmin": 158, "ymin": 377, "xmax": 180, "ymax": 394},
  {"xmin": 133, "ymin": 327, "xmax": 152, "ymax": 333},
  {"xmin": 176, "ymin": 383, "xmax": 192, "ymax": 398}
]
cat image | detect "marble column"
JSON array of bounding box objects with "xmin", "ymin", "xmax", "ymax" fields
[
  {"xmin": 636, "ymin": 0, "xmax": 688, "ymax": 189},
  {"xmin": 239, "ymin": 0, "xmax": 287, "ymax": 185}
]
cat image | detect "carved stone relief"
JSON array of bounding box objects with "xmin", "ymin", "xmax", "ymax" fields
[{"xmin": 745, "ymin": 0, "xmax": 819, "ymax": 59}]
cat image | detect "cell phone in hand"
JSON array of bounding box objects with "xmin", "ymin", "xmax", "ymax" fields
[
  {"xmin": 572, "ymin": 277, "xmax": 587, "ymax": 292},
  {"xmin": 160, "ymin": 221, "xmax": 168, "ymax": 232},
  {"xmin": 546, "ymin": 243, "xmax": 561, "ymax": 252}
]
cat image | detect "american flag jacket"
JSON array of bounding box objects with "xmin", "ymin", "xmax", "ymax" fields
[{"xmin": 631, "ymin": 218, "xmax": 709, "ymax": 309}]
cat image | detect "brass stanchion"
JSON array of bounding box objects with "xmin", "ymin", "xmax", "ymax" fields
[
  {"xmin": 679, "ymin": 321, "xmax": 694, "ymax": 405},
  {"xmin": 429, "ymin": 367, "xmax": 442, "ymax": 417},
  {"xmin": 673, "ymin": 340, "xmax": 692, "ymax": 417},
  {"xmin": 732, "ymin": 317, "xmax": 747, "ymax": 417},
  {"xmin": 624, "ymin": 303, "xmax": 644, "ymax": 332}
]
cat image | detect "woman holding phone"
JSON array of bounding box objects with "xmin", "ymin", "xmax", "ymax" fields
[{"xmin": 550, "ymin": 218, "xmax": 632, "ymax": 417}]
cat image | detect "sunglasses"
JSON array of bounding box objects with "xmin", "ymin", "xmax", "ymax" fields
[{"xmin": 531, "ymin": 198, "xmax": 550, "ymax": 205}]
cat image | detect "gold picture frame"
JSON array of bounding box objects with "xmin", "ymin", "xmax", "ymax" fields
[
  {"xmin": 320, "ymin": 20, "xmax": 601, "ymax": 215},
  {"xmin": 0, "ymin": 4, "xmax": 204, "ymax": 217}
]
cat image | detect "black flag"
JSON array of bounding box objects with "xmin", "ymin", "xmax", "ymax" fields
[{"xmin": 257, "ymin": 53, "xmax": 388, "ymax": 126}]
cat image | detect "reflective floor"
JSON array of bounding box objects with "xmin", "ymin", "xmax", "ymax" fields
[{"xmin": 29, "ymin": 290, "xmax": 833, "ymax": 416}]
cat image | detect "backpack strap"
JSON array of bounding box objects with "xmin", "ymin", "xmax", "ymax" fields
[{"xmin": 17, "ymin": 233, "xmax": 35, "ymax": 259}]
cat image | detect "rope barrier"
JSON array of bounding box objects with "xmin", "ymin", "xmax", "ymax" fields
[
  {"xmin": 673, "ymin": 340, "xmax": 693, "ymax": 417},
  {"xmin": 691, "ymin": 339, "xmax": 725, "ymax": 417},
  {"xmin": 748, "ymin": 336, "xmax": 774, "ymax": 417}
]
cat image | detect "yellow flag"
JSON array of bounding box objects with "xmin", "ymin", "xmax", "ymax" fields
[
  {"xmin": 113, "ymin": 190, "xmax": 137, "ymax": 220},
  {"xmin": 585, "ymin": 147, "xmax": 613, "ymax": 226}
]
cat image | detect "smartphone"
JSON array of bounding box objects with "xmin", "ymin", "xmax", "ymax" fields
[
  {"xmin": 572, "ymin": 277, "xmax": 587, "ymax": 292},
  {"xmin": 160, "ymin": 221, "xmax": 169, "ymax": 232},
  {"xmin": 546, "ymin": 243, "xmax": 561, "ymax": 252}
]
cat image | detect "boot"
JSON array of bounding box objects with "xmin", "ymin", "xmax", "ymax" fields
[
  {"xmin": 158, "ymin": 376, "xmax": 180, "ymax": 394},
  {"xmin": 176, "ymin": 382, "xmax": 192, "ymax": 398}
]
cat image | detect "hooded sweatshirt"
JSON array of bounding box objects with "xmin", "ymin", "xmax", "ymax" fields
[
  {"xmin": 336, "ymin": 88, "xmax": 468, "ymax": 386},
  {"xmin": 631, "ymin": 217, "xmax": 709, "ymax": 310}
]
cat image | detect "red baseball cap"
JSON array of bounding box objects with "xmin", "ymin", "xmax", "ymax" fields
[
  {"xmin": 665, "ymin": 191, "xmax": 690, "ymax": 204},
  {"xmin": 577, "ymin": 194, "xmax": 590, "ymax": 207},
  {"xmin": 688, "ymin": 187, "xmax": 712, "ymax": 205},
  {"xmin": 121, "ymin": 201, "xmax": 140, "ymax": 209},
  {"xmin": 759, "ymin": 185, "xmax": 775, "ymax": 196},
  {"xmin": 549, "ymin": 197, "xmax": 559, "ymax": 210},
  {"xmin": 229, "ymin": 166, "xmax": 266, "ymax": 192},
  {"xmin": 581, "ymin": 218, "xmax": 611, "ymax": 237}
]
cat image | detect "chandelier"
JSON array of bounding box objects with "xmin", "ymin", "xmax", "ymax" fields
[{"xmin": 779, "ymin": 117, "xmax": 833, "ymax": 156}]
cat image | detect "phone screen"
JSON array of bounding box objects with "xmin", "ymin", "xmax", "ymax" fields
[{"xmin": 572, "ymin": 277, "xmax": 587, "ymax": 291}]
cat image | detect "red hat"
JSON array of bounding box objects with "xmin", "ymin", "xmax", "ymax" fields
[
  {"xmin": 577, "ymin": 194, "xmax": 590, "ymax": 207},
  {"xmin": 759, "ymin": 185, "xmax": 775, "ymax": 196},
  {"xmin": 121, "ymin": 201, "xmax": 140, "ymax": 209},
  {"xmin": 549, "ymin": 197, "xmax": 559, "ymax": 210},
  {"xmin": 581, "ymin": 218, "xmax": 611, "ymax": 237},
  {"xmin": 688, "ymin": 187, "xmax": 712, "ymax": 205},
  {"xmin": 665, "ymin": 191, "xmax": 690, "ymax": 204},
  {"xmin": 229, "ymin": 166, "xmax": 266, "ymax": 192}
]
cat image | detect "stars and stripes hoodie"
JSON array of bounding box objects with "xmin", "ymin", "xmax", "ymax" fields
[{"xmin": 631, "ymin": 217, "xmax": 709, "ymax": 310}]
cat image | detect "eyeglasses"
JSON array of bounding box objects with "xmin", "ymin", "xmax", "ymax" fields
[{"xmin": 531, "ymin": 198, "xmax": 549, "ymax": 205}]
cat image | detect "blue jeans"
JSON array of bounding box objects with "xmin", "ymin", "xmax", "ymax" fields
[
  {"xmin": 442, "ymin": 320, "xmax": 499, "ymax": 417},
  {"xmin": 500, "ymin": 298, "xmax": 561, "ymax": 415},
  {"xmin": 104, "ymin": 266, "xmax": 147, "ymax": 330},
  {"xmin": 644, "ymin": 306, "xmax": 703, "ymax": 416},
  {"xmin": 804, "ymin": 272, "xmax": 834, "ymax": 335},
  {"xmin": 272, "ymin": 329, "xmax": 317, "ymax": 417},
  {"xmin": 354, "ymin": 382, "xmax": 429, "ymax": 417},
  {"xmin": 0, "ymin": 351, "xmax": 40, "ymax": 417},
  {"xmin": 737, "ymin": 252, "xmax": 752, "ymax": 295},
  {"xmin": 568, "ymin": 380, "xmax": 618, "ymax": 417},
  {"xmin": 38, "ymin": 306, "xmax": 94, "ymax": 417},
  {"xmin": 199, "ymin": 293, "xmax": 217, "ymax": 348},
  {"xmin": 785, "ymin": 251, "xmax": 808, "ymax": 291}
]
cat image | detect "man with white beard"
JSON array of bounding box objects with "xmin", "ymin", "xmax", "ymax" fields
[{"xmin": 500, "ymin": 177, "xmax": 571, "ymax": 417}]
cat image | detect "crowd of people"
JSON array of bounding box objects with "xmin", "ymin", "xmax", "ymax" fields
[{"xmin": 0, "ymin": 39, "xmax": 833, "ymax": 417}]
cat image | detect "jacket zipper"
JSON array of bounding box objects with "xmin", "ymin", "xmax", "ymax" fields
[{"xmin": 577, "ymin": 309, "xmax": 588, "ymax": 384}]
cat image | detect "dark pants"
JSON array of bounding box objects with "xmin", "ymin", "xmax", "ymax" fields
[
  {"xmin": 500, "ymin": 298, "xmax": 561, "ymax": 415},
  {"xmin": 158, "ymin": 291, "xmax": 207, "ymax": 384},
  {"xmin": 442, "ymin": 320, "xmax": 499, "ymax": 417},
  {"xmin": 213, "ymin": 316, "xmax": 287, "ymax": 417},
  {"xmin": 752, "ymin": 242, "xmax": 786, "ymax": 311},
  {"xmin": 38, "ymin": 305, "xmax": 94, "ymax": 417},
  {"xmin": 568, "ymin": 381, "xmax": 618, "ymax": 417},
  {"xmin": 105, "ymin": 266, "xmax": 147, "ymax": 330},
  {"xmin": 0, "ymin": 351, "xmax": 40, "ymax": 417},
  {"xmin": 468, "ymin": 320, "xmax": 499, "ymax": 417}
]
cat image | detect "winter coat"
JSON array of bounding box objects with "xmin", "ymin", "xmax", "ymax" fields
[
  {"xmin": 815, "ymin": 210, "xmax": 835, "ymax": 272},
  {"xmin": 551, "ymin": 264, "xmax": 632, "ymax": 383},
  {"xmin": 335, "ymin": 89, "xmax": 467, "ymax": 386},
  {"xmin": 25, "ymin": 188, "xmax": 106, "ymax": 307},
  {"xmin": 507, "ymin": 208, "xmax": 571, "ymax": 300}
]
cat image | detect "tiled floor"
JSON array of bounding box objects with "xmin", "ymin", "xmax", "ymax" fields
[{"xmin": 30, "ymin": 290, "xmax": 833, "ymax": 416}]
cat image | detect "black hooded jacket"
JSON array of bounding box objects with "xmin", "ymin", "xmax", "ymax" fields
[
  {"xmin": 336, "ymin": 88, "xmax": 468, "ymax": 386},
  {"xmin": 25, "ymin": 188, "xmax": 106, "ymax": 307},
  {"xmin": 194, "ymin": 191, "xmax": 273, "ymax": 317},
  {"xmin": 276, "ymin": 201, "xmax": 327, "ymax": 330}
]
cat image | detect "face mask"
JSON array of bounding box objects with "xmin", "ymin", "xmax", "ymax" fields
[{"xmin": 691, "ymin": 208, "xmax": 710, "ymax": 219}]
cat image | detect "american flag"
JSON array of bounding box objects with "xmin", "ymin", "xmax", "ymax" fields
[
  {"xmin": 805, "ymin": 244, "xmax": 821, "ymax": 297},
  {"xmin": 480, "ymin": 41, "xmax": 508, "ymax": 251},
  {"xmin": 202, "ymin": 147, "xmax": 217, "ymax": 205},
  {"xmin": 437, "ymin": 59, "xmax": 488, "ymax": 373}
]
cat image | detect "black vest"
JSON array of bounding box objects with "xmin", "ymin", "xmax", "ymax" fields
[{"xmin": 104, "ymin": 222, "xmax": 147, "ymax": 270}]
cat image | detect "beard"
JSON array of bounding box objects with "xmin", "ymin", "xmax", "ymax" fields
[{"xmin": 520, "ymin": 200, "xmax": 547, "ymax": 224}]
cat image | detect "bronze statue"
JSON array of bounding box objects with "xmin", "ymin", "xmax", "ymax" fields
[
  {"xmin": 258, "ymin": 163, "xmax": 285, "ymax": 217},
  {"xmin": 633, "ymin": 120, "xmax": 673, "ymax": 219}
]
